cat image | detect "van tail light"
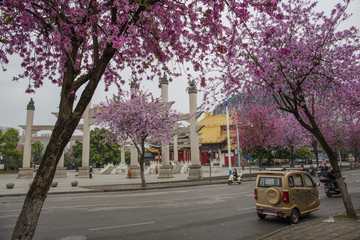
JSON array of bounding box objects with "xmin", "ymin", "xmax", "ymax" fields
[
  {"xmin": 254, "ymin": 189, "xmax": 258, "ymax": 200},
  {"xmin": 283, "ymin": 191, "xmax": 289, "ymax": 203}
]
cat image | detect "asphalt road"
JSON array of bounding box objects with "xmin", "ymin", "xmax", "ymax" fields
[{"xmin": 0, "ymin": 171, "xmax": 359, "ymax": 240}]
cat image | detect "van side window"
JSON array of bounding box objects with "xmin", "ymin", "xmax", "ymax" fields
[
  {"xmin": 293, "ymin": 174, "xmax": 303, "ymax": 187},
  {"xmin": 304, "ymin": 174, "xmax": 315, "ymax": 187},
  {"xmin": 288, "ymin": 176, "xmax": 294, "ymax": 187}
]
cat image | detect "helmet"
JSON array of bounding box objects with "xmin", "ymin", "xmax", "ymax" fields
[{"xmin": 330, "ymin": 168, "xmax": 333, "ymax": 172}]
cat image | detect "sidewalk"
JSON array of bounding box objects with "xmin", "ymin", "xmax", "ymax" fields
[
  {"xmin": 0, "ymin": 166, "xmax": 259, "ymax": 196},
  {"xmin": 258, "ymin": 209, "xmax": 360, "ymax": 240},
  {"xmin": 3, "ymin": 163, "xmax": 353, "ymax": 196}
]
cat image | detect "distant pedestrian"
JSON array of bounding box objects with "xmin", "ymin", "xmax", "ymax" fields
[
  {"xmin": 89, "ymin": 166, "xmax": 93, "ymax": 179},
  {"xmin": 309, "ymin": 164, "xmax": 315, "ymax": 176},
  {"xmin": 241, "ymin": 162, "xmax": 245, "ymax": 171}
]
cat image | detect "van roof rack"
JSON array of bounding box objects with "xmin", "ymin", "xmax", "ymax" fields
[{"xmin": 264, "ymin": 167, "xmax": 304, "ymax": 171}]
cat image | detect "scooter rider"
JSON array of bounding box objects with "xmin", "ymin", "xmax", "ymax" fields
[
  {"xmin": 327, "ymin": 168, "xmax": 338, "ymax": 189},
  {"xmin": 233, "ymin": 168, "xmax": 238, "ymax": 180}
]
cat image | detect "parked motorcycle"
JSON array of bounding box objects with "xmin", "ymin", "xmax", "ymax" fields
[
  {"xmin": 319, "ymin": 177, "xmax": 342, "ymax": 197},
  {"xmin": 228, "ymin": 173, "xmax": 242, "ymax": 185}
]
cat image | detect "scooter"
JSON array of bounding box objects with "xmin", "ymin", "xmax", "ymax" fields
[
  {"xmin": 319, "ymin": 177, "xmax": 341, "ymax": 197},
  {"xmin": 228, "ymin": 173, "xmax": 242, "ymax": 185}
]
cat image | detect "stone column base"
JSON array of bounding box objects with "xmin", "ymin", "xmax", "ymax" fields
[
  {"xmin": 158, "ymin": 164, "xmax": 173, "ymax": 178},
  {"xmin": 17, "ymin": 168, "xmax": 34, "ymax": 179},
  {"xmin": 188, "ymin": 164, "xmax": 204, "ymax": 180},
  {"xmin": 54, "ymin": 167, "xmax": 67, "ymax": 178},
  {"xmin": 77, "ymin": 166, "xmax": 90, "ymax": 178},
  {"xmin": 129, "ymin": 165, "xmax": 140, "ymax": 178}
]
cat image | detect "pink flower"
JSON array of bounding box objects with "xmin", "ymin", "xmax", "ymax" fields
[{"xmin": 279, "ymin": 47, "xmax": 291, "ymax": 55}]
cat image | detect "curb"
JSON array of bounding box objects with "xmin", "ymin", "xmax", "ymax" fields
[
  {"xmin": 0, "ymin": 176, "xmax": 257, "ymax": 197},
  {"xmin": 79, "ymin": 177, "xmax": 255, "ymax": 192}
]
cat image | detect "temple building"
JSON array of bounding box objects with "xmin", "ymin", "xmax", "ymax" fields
[
  {"xmin": 198, "ymin": 112, "xmax": 237, "ymax": 166},
  {"xmin": 148, "ymin": 112, "xmax": 239, "ymax": 167}
]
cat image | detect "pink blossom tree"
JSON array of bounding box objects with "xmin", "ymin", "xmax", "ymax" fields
[
  {"xmin": 346, "ymin": 121, "xmax": 360, "ymax": 163},
  {"xmin": 0, "ymin": 0, "xmax": 325, "ymax": 236},
  {"xmin": 231, "ymin": 104, "xmax": 284, "ymax": 167},
  {"xmin": 95, "ymin": 90, "xmax": 178, "ymax": 187},
  {"xmin": 0, "ymin": 0, "xmax": 238, "ymax": 238},
  {"xmin": 278, "ymin": 114, "xmax": 310, "ymax": 167},
  {"xmin": 204, "ymin": 0, "xmax": 359, "ymax": 217}
]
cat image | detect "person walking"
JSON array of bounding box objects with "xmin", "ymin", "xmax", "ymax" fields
[
  {"xmin": 309, "ymin": 164, "xmax": 316, "ymax": 176},
  {"xmin": 241, "ymin": 161, "xmax": 245, "ymax": 171},
  {"xmin": 89, "ymin": 166, "xmax": 93, "ymax": 179}
]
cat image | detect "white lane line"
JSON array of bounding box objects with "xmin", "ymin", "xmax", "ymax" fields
[
  {"xmin": 237, "ymin": 207, "xmax": 255, "ymax": 211},
  {"xmin": 89, "ymin": 221, "xmax": 155, "ymax": 231},
  {"xmin": 1, "ymin": 191, "xmax": 255, "ymax": 213}
]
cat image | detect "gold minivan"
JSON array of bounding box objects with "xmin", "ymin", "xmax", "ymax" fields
[{"xmin": 255, "ymin": 168, "xmax": 320, "ymax": 224}]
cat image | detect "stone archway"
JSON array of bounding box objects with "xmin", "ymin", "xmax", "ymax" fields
[{"xmin": 17, "ymin": 99, "xmax": 93, "ymax": 179}]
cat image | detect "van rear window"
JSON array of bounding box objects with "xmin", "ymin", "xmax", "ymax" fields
[{"xmin": 258, "ymin": 177, "xmax": 282, "ymax": 187}]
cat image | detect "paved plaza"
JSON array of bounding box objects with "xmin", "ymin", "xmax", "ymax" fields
[{"xmin": 1, "ymin": 165, "xmax": 260, "ymax": 196}]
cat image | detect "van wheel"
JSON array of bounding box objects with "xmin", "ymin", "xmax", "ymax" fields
[
  {"xmin": 257, "ymin": 213, "xmax": 266, "ymax": 219},
  {"xmin": 289, "ymin": 209, "xmax": 299, "ymax": 224}
]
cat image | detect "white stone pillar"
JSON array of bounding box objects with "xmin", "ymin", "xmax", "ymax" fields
[
  {"xmin": 120, "ymin": 145, "xmax": 125, "ymax": 165},
  {"xmin": 174, "ymin": 135, "xmax": 178, "ymax": 163},
  {"xmin": 57, "ymin": 152, "xmax": 64, "ymax": 168},
  {"xmin": 129, "ymin": 143, "xmax": 140, "ymax": 178},
  {"xmin": 159, "ymin": 73, "xmax": 173, "ymax": 178},
  {"xmin": 18, "ymin": 99, "xmax": 35, "ymax": 178},
  {"xmin": 82, "ymin": 102, "xmax": 90, "ymax": 167},
  {"xmin": 77, "ymin": 102, "xmax": 91, "ymax": 178},
  {"xmin": 55, "ymin": 151, "xmax": 67, "ymax": 178},
  {"xmin": 188, "ymin": 83, "xmax": 204, "ymax": 180},
  {"xmin": 128, "ymin": 80, "xmax": 140, "ymax": 178}
]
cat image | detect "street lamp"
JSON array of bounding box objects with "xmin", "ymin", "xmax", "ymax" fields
[
  {"xmin": 226, "ymin": 101, "xmax": 232, "ymax": 176},
  {"xmin": 236, "ymin": 123, "xmax": 253, "ymax": 173}
]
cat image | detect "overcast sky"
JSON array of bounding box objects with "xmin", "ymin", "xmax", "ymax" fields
[{"xmin": 0, "ymin": 0, "xmax": 359, "ymax": 133}]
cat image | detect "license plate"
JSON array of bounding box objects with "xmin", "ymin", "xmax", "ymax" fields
[{"xmin": 262, "ymin": 208, "xmax": 277, "ymax": 213}]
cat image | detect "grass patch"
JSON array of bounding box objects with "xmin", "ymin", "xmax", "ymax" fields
[{"xmin": 334, "ymin": 213, "xmax": 359, "ymax": 221}]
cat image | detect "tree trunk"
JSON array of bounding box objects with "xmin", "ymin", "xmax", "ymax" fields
[
  {"xmin": 319, "ymin": 138, "xmax": 357, "ymax": 217},
  {"xmin": 301, "ymin": 115, "xmax": 357, "ymax": 217},
  {"xmin": 139, "ymin": 144, "xmax": 146, "ymax": 187},
  {"xmin": 293, "ymin": 106, "xmax": 357, "ymax": 218},
  {"xmin": 312, "ymin": 140, "xmax": 319, "ymax": 168},
  {"xmin": 11, "ymin": 57, "xmax": 110, "ymax": 239},
  {"xmin": 258, "ymin": 150, "xmax": 263, "ymax": 168},
  {"xmin": 140, "ymin": 158, "xmax": 146, "ymax": 187},
  {"xmin": 290, "ymin": 146, "xmax": 295, "ymax": 167},
  {"xmin": 12, "ymin": 115, "xmax": 83, "ymax": 239}
]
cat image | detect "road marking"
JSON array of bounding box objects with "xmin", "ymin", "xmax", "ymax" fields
[
  {"xmin": 237, "ymin": 207, "xmax": 255, "ymax": 211},
  {"xmin": 0, "ymin": 191, "xmax": 254, "ymax": 213},
  {"xmin": 89, "ymin": 221, "xmax": 155, "ymax": 231}
]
